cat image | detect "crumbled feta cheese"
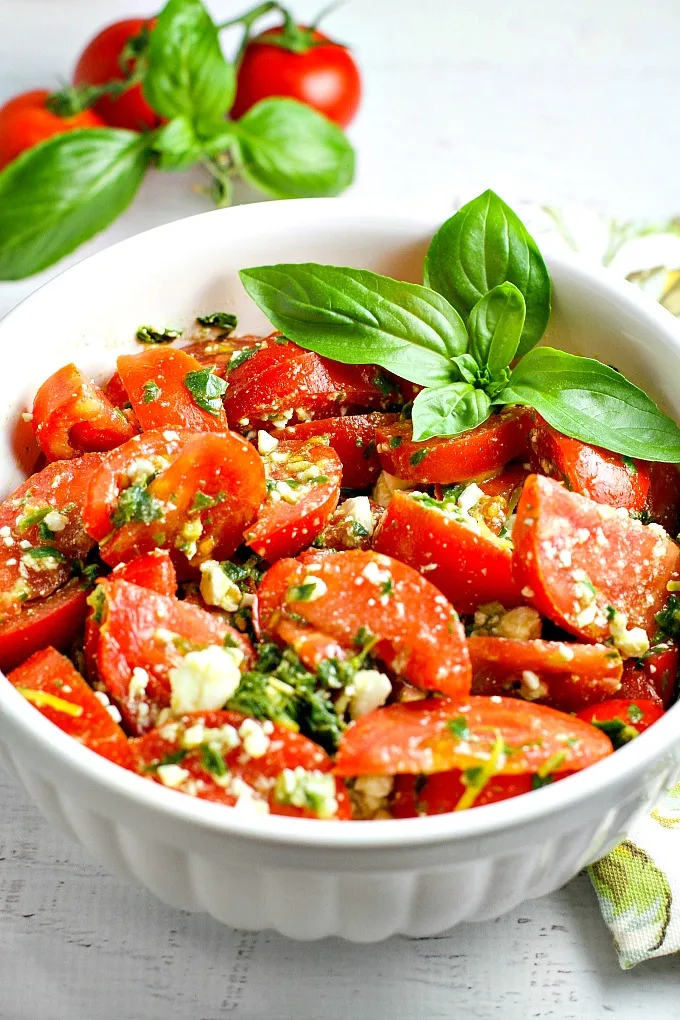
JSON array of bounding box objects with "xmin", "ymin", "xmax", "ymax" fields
[
  {"xmin": 457, "ymin": 483, "xmax": 485, "ymax": 514},
  {"xmin": 21, "ymin": 411, "xmax": 33, "ymax": 422},
  {"xmin": 106, "ymin": 703, "xmax": 123, "ymax": 723},
  {"xmin": 175, "ymin": 518, "xmax": 203, "ymax": 560},
  {"xmin": 157, "ymin": 764, "xmax": 190, "ymax": 789},
  {"xmin": 181, "ymin": 722, "xmax": 206, "ymax": 748},
  {"xmin": 519, "ymin": 670, "xmax": 548, "ymax": 701},
  {"xmin": 43, "ymin": 510, "xmax": 67, "ymax": 532},
  {"xmin": 296, "ymin": 574, "xmax": 328, "ymax": 601},
  {"xmin": 372, "ymin": 471, "xmax": 412, "ymax": 507},
  {"xmin": 163, "ymin": 430, "xmax": 180, "ymax": 442},
  {"xmin": 521, "ymin": 586, "xmax": 535, "ymax": 599},
  {"xmin": 238, "ymin": 718, "xmax": 271, "ymax": 758},
  {"xmin": 341, "ymin": 496, "xmax": 375, "ymax": 536},
  {"xmin": 199, "ymin": 560, "xmax": 241, "ymax": 612},
  {"xmin": 273, "ymin": 767, "xmax": 338, "ymax": 819},
  {"xmin": 169, "ymin": 645, "xmax": 243, "ymax": 714},
  {"xmin": 0, "ymin": 526, "xmax": 11, "ymax": 538},
  {"xmin": 257, "ymin": 430, "xmax": 279, "ymax": 454},
  {"xmin": 361, "ymin": 560, "xmax": 391, "ymax": 587},
  {"xmin": 129, "ymin": 666, "xmax": 150, "ymax": 701},
  {"xmin": 608, "ymin": 609, "xmax": 650, "ymax": 659},
  {"xmin": 347, "ymin": 669, "xmax": 392, "ymax": 719},
  {"xmin": 472, "ymin": 602, "xmax": 542, "ymax": 640},
  {"xmin": 351, "ymin": 775, "xmax": 394, "ymax": 819},
  {"xmin": 229, "ymin": 776, "xmax": 270, "ymax": 813}
]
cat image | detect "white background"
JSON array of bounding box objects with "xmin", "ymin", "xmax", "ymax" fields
[{"xmin": 0, "ymin": 1, "xmax": 679, "ymax": 1016}]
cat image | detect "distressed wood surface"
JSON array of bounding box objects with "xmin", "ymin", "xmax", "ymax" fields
[{"xmin": 1, "ymin": 1, "xmax": 680, "ymax": 1016}]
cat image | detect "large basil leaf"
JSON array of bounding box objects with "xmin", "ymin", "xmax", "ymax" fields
[
  {"xmin": 498, "ymin": 347, "xmax": 680, "ymax": 462},
  {"xmin": 143, "ymin": 0, "xmax": 235, "ymax": 130},
  {"xmin": 0, "ymin": 129, "xmax": 149, "ymax": 280},
  {"xmin": 231, "ymin": 98, "xmax": 354, "ymax": 199},
  {"xmin": 467, "ymin": 282, "xmax": 526, "ymax": 378},
  {"xmin": 424, "ymin": 190, "xmax": 551, "ymax": 357},
  {"xmin": 239, "ymin": 263, "xmax": 468, "ymax": 387},
  {"xmin": 411, "ymin": 383, "xmax": 491, "ymax": 441}
]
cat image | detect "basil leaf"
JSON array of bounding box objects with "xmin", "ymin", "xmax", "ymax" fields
[
  {"xmin": 231, "ymin": 98, "xmax": 354, "ymax": 199},
  {"xmin": 467, "ymin": 282, "xmax": 526, "ymax": 377},
  {"xmin": 411, "ymin": 383, "xmax": 491, "ymax": 441},
  {"xmin": 0, "ymin": 129, "xmax": 149, "ymax": 280},
  {"xmin": 498, "ymin": 347, "xmax": 680, "ymax": 462},
  {"xmin": 450, "ymin": 353, "xmax": 480, "ymax": 385},
  {"xmin": 240, "ymin": 263, "xmax": 468, "ymax": 388},
  {"xmin": 184, "ymin": 367, "xmax": 227, "ymax": 415},
  {"xmin": 424, "ymin": 190, "xmax": 551, "ymax": 357},
  {"xmin": 144, "ymin": 0, "xmax": 236, "ymax": 130}
]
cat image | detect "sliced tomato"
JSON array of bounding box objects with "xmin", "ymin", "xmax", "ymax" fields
[
  {"xmin": 374, "ymin": 490, "xmax": 522, "ymax": 614},
  {"xmin": 245, "ymin": 439, "xmax": 341, "ymax": 561},
  {"xmin": 32, "ymin": 364, "xmax": 135, "ymax": 460},
  {"xmin": 94, "ymin": 579, "xmax": 253, "ymax": 733},
  {"xmin": 512, "ymin": 474, "xmax": 680, "ymax": 641},
  {"xmin": 314, "ymin": 498, "xmax": 385, "ymax": 552},
  {"xmin": 273, "ymin": 413, "xmax": 399, "ymax": 490},
  {"xmin": 468, "ymin": 635, "xmax": 623, "ymax": 713},
  {"xmin": 84, "ymin": 429, "xmax": 265, "ymax": 568},
  {"xmin": 117, "ymin": 347, "xmax": 228, "ymax": 433},
  {"xmin": 131, "ymin": 709, "xmax": 350, "ymax": 818},
  {"xmin": 181, "ymin": 335, "xmax": 268, "ymax": 379},
  {"xmin": 7, "ymin": 647, "xmax": 134, "ymax": 768},
  {"xmin": 0, "ymin": 580, "xmax": 88, "ymax": 672},
  {"xmin": 333, "ymin": 696, "xmax": 613, "ymax": 776},
  {"xmin": 391, "ymin": 771, "xmax": 535, "ymax": 816},
  {"xmin": 619, "ymin": 643, "xmax": 678, "ymax": 707},
  {"xmin": 642, "ymin": 463, "xmax": 680, "ymax": 533},
  {"xmin": 375, "ymin": 407, "xmax": 530, "ymax": 484},
  {"xmin": 575, "ymin": 698, "xmax": 664, "ymax": 748},
  {"xmin": 0, "ymin": 453, "xmax": 101, "ymax": 616},
  {"xmin": 257, "ymin": 550, "xmax": 471, "ymax": 698},
  {"xmin": 527, "ymin": 414, "xmax": 650, "ymax": 511},
  {"xmin": 110, "ymin": 549, "xmax": 177, "ymax": 597},
  {"xmin": 225, "ymin": 336, "xmax": 400, "ymax": 432},
  {"xmin": 102, "ymin": 371, "xmax": 130, "ymax": 409}
]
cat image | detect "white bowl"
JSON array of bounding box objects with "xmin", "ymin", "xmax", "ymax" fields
[{"xmin": 1, "ymin": 198, "xmax": 680, "ymax": 942}]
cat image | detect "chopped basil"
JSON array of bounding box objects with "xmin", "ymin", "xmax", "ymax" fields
[
  {"xmin": 531, "ymin": 773, "xmax": 554, "ymax": 790},
  {"xmin": 448, "ymin": 715, "xmax": 471, "ymax": 740},
  {"xmin": 621, "ymin": 456, "xmax": 638, "ymax": 475},
  {"xmin": 189, "ymin": 490, "xmax": 225, "ymax": 513},
  {"xmin": 590, "ymin": 717, "xmax": 640, "ymax": 749},
  {"xmin": 142, "ymin": 380, "xmax": 161, "ymax": 403},
  {"xmin": 146, "ymin": 749, "xmax": 188, "ymax": 772},
  {"xmin": 196, "ymin": 311, "xmax": 238, "ymax": 332},
  {"xmin": 111, "ymin": 484, "xmax": 164, "ymax": 527},
  {"xmin": 655, "ymin": 594, "xmax": 680, "ymax": 639},
  {"xmin": 409, "ymin": 448, "xmax": 429, "ymax": 466},
  {"xmin": 38, "ymin": 521, "xmax": 55, "ymax": 541},
  {"xmin": 355, "ymin": 437, "xmax": 365, "ymax": 448},
  {"xmin": 380, "ymin": 578, "xmax": 394, "ymax": 596},
  {"xmin": 373, "ymin": 369, "xmax": 397, "ymax": 396},
  {"xmin": 228, "ymin": 346, "xmax": 259, "ymax": 373},
  {"xmin": 351, "ymin": 520, "xmax": 369, "ymax": 538},
  {"xmin": 87, "ymin": 585, "xmax": 106, "ymax": 624},
  {"xmin": 17, "ymin": 506, "xmax": 51, "ymax": 531},
  {"xmin": 24, "ymin": 546, "xmax": 67, "ymax": 562},
  {"xmin": 183, "ymin": 367, "xmax": 227, "ymax": 415},
  {"xmin": 389, "ymin": 435, "xmax": 403, "ymax": 449},
  {"xmin": 136, "ymin": 325, "xmax": 182, "ymax": 344},
  {"xmin": 199, "ymin": 743, "xmax": 228, "ymax": 777},
  {"xmin": 627, "ymin": 703, "xmax": 644, "ymax": 724},
  {"xmin": 287, "ymin": 581, "xmax": 318, "ymax": 602}
]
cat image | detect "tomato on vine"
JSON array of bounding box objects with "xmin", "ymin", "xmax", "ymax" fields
[{"xmin": 0, "ymin": 90, "xmax": 106, "ymax": 170}]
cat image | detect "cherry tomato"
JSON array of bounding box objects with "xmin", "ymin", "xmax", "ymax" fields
[
  {"xmin": 93, "ymin": 579, "xmax": 253, "ymax": 734},
  {"xmin": 575, "ymin": 698, "xmax": 664, "ymax": 748},
  {"xmin": 375, "ymin": 489, "xmax": 522, "ymax": 614},
  {"xmin": 512, "ymin": 474, "xmax": 680, "ymax": 641},
  {"xmin": 391, "ymin": 771, "xmax": 536, "ymax": 816},
  {"xmin": 8, "ymin": 646, "xmax": 134, "ymax": 767},
  {"xmin": 33, "ymin": 363, "xmax": 135, "ymax": 460},
  {"xmin": 231, "ymin": 27, "xmax": 361, "ymax": 128},
  {"xmin": 0, "ymin": 580, "xmax": 88, "ymax": 672},
  {"xmin": 245, "ymin": 439, "xmax": 342, "ymax": 561},
  {"xmin": 73, "ymin": 19, "xmax": 160, "ymax": 131},
  {"xmin": 132, "ymin": 709, "xmax": 350, "ymax": 818},
  {"xmin": 117, "ymin": 347, "xmax": 229, "ymax": 433},
  {"xmin": 334, "ymin": 697, "xmax": 613, "ymax": 777},
  {"xmin": 619, "ymin": 643, "xmax": 678, "ymax": 707},
  {"xmin": 109, "ymin": 548, "xmax": 177, "ymax": 598},
  {"xmin": 527, "ymin": 413, "xmax": 650, "ymax": 511},
  {"xmin": 0, "ymin": 89, "xmax": 106, "ymax": 170},
  {"xmin": 641, "ymin": 462, "xmax": 680, "ymax": 533},
  {"xmin": 257, "ymin": 549, "xmax": 471, "ymax": 698},
  {"xmin": 375, "ymin": 408, "xmax": 531, "ymax": 484},
  {"xmin": 273, "ymin": 413, "xmax": 399, "ymax": 490}
]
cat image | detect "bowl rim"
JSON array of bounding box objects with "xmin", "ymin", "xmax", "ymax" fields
[{"xmin": 1, "ymin": 196, "xmax": 680, "ymax": 851}]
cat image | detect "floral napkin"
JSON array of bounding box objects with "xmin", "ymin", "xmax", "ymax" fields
[{"xmin": 521, "ymin": 204, "xmax": 680, "ymax": 968}]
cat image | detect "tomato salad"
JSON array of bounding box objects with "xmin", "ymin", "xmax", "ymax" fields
[{"xmin": 4, "ymin": 192, "xmax": 680, "ymax": 822}]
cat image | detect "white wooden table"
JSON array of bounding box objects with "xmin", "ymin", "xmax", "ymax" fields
[{"xmin": 1, "ymin": 2, "xmax": 679, "ymax": 1016}]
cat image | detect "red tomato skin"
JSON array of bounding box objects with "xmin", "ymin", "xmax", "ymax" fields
[
  {"xmin": 374, "ymin": 491, "xmax": 522, "ymax": 614},
  {"xmin": 73, "ymin": 19, "xmax": 160, "ymax": 131},
  {"xmin": 619, "ymin": 644, "xmax": 678, "ymax": 708},
  {"xmin": 334, "ymin": 696, "xmax": 613, "ymax": 777},
  {"xmin": 258, "ymin": 550, "xmax": 471, "ymax": 698},
  {"xmin": 232, "ymin": 28, "xmax": 361, "ymax": 128},
  {"xmin": 643, "ymin": 463, "xmax": 680, "ymax": 533},
  {"xmin": 117, "ymin": 347, "xmax": 228, "ymax": 433},
  {"xmin": 245, "ymin": 440, "xmax": 342, "ymax": 561},
  {"xmin": 110, "ymin": 548, "xmax": 177, "ymax": 598},
  {"xmin": 131, "ymin": 709, "xmax": 350, "ymax": 818},
  {"xmin": 273, "ymin": 413, "xmax": 399, "ymax": 490},
  {"xmin": 0, "ymin": 581, "xmax": 88, "ymax": 672},
  {"xmin": 0, "ymin": 90, "xmax": 106, "ymax": 169},
  {"xmin": 391, "ymin": 771, "xmax": 536, "ymax": 817},
  {"xmin": 527, "ymin": 414, "xmax": 650, "ymax": 511},
  {"xmin": 375, "ymin": 408, "xmax": 531, "ymax": 484},
  {"xmin": 512, "ymin": 474, "xmax": 680, "ymax": 641},
  {"xmin": 33, "ymin": 364, "xmax": 135, "ymax": 460},
  {"xmin": 7, "ymin": 646, "xmax": 134, "ymax": 767},
  {"xmin": 576, "ymin": 698, "xmax": 664, "ymax": 735}
]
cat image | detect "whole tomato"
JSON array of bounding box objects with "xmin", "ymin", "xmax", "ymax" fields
[
  {"xmin": 73, "ymin": 18, "xmax": 160, "ymax": 131},
  {"xmin": 232, "ymin": 25, "xmax": 361, "ymax": 128},
  {"xmin": 0, "ymin": 90, "xmax": 106, "ymax": 170}
]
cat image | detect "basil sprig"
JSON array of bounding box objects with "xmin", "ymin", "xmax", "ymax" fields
[{"xmin": 241, "ymin": 189, "xmax": 680, "ymax": 461}]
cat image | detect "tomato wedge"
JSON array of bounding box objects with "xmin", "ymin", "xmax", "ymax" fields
[
  {"xmin": 257, "ymin": 550, "xmax": 471, "ymax": 698},
  {"xmin": 245, "ymin": 439, "xmax": 341, "ymax": 561},
  {"xmin": 0, "ymin": 579, "xmax": 88, "ymax": 672},
  {"xmin": 7, "ymin": 647, "xmax": 134, "ymax": 768},
  {"xmin": 131, "ymin": 709, "xmax": 350, "ymax": 818},
  {"xmin": 93, "ymin": 579, "xmax": 253, "ymax": 734},
  {"xmin": 375, "ymin": 407, "xmax": 530, "ymax": 484},
  {"xmin": 181, "ymin": 335, "xmax": 272, "ymax": 379},
  {"xmin": 334, "ymin": 697, "xmax": 613, "ymax": 776},
  {"xmin": 619, "ymin": 643, "xmax": 678, "ymax": 707},
  {"xmin": 0, "ymin": 453, "xmax": 101, "ymax": 616},
  {"xmin": 32, "ymin": 364, "xmax": 135, "ymax": 461},
  {"xmin": 374, "ymin": 490, "xmax": 522, "ymax": 614},
  {"xmin": 575, "ymin": 698, "xmax": 664, "ymax": 748},
  {"xmin": 468, "ymin": 635, "xmax": 623, "ymax": 712},
  {"xmin": 512, "ymin": 474, "xmax": 680, "ymax": 641},
  {"xmin": 391, "ymin": 772, "xmax": 536, "ymax": 816},
  {"xmin": 642, "ymin": 462, "xmax": 680, "ymax": 533},
  {"xmin": 117, "ymin": 347, "xmax": 228, "ymax": 432},
  {"xmin": 110, "ymin": 548, "xmax": 177, "ymax": 598},
  {"xmin": 273, "ymin": 413, "xmax": 399, "ymax": 490},
  {"xmin": 527, "ymin": 414, "xmax": 650, "ymax": 511}
]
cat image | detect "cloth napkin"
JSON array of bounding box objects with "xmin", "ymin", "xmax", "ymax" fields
[{"xmin": 521, "ymin": 204, "xmax": 680, "ymax": 968}]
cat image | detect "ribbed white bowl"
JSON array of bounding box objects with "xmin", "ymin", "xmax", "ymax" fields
[{"xmin": 1, "ymin": 199, "xmax": 680, "ymax": 940}]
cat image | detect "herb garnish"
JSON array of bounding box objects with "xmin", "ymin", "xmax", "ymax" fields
[
  {"xmin": 197, "ymin": 312, "xmax": 238, "ymax": 332},
  {"xmin": 111, "ymin": 484, "xmax": 164, "ymax": 527},
  {"xmin": 136, "ymin": 325, "xmax": 182, "ymax": 344},
  {"xmin": 183, "ymin": 367, "xmax": 227, "ymax": 415},
  {"xmin": 142, "ymin": 380, "xmax": 161, "ymax": 403}
]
